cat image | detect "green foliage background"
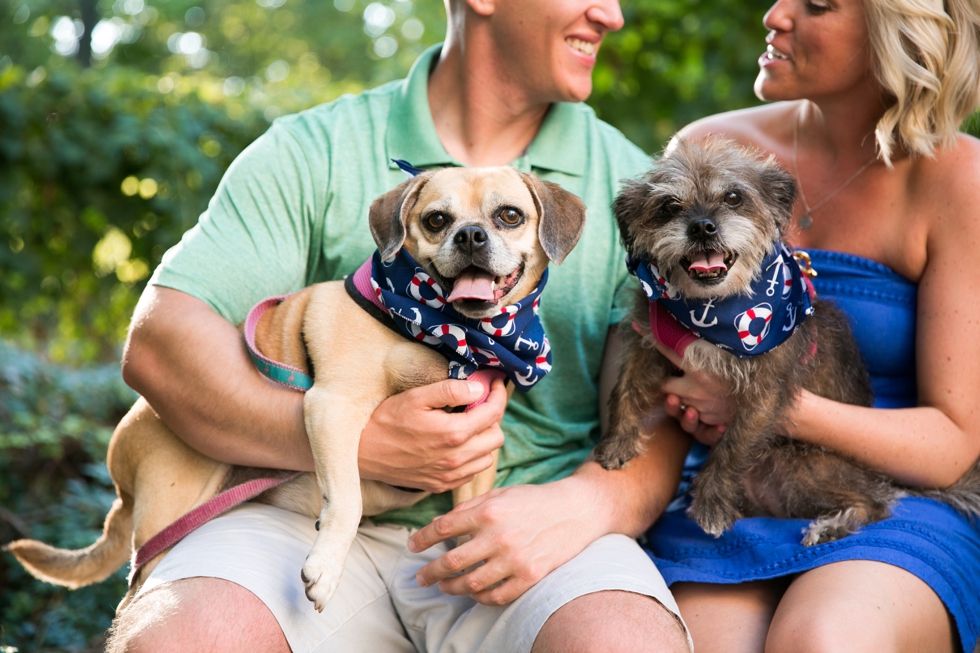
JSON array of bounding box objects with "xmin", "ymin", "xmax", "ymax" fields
[{"xmin": 1, "ymin": 0, "xmax": 976, "ymax": 650}]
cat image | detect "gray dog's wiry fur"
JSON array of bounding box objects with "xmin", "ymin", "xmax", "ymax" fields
[{"xmin": 596, "ymin": 138, "xmax": 980, "ymax": 545}]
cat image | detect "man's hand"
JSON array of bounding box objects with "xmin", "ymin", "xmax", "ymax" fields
[
  {"xmin": 407, "ymin": 476, "xmax": 605, "ymax": 606},
  {"xmin": 405, "ymin": 415, "xmax": 689, "ymax": 607},
  {"xmin": 358, "ymin": 378, "xmax": 507, "ymax": 493}
]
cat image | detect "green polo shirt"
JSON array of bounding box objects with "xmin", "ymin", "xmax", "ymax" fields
[{"xmin": 151, "ymin": 45, "xmax": 651, "ymax": 530}]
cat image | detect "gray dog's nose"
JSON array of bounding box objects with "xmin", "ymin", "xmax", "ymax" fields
[
  {"xmin": 454, "ymin": 225, "xmax": 489, "ymax": 253},
  {"xmin": 688, "ymin": 218, "xmax": 718, "ymax": 240}
]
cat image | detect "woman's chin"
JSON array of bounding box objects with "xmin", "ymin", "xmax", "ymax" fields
[{"xmin": 753, "ymin": 73, "xmax": 794, "ymax": 103}]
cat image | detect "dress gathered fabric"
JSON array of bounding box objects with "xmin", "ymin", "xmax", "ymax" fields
[{"xmin": 644, "ymin": 249, "xmax": 980, "ymax": 652}]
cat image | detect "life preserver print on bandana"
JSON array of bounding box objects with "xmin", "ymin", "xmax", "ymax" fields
[
  {"xmin": 369, "ymin": 249, "xmax": 552, "ymax": 390},
  {"xmin": 626, "ymin": 243, "xmax": 814, "ymax": 359}
]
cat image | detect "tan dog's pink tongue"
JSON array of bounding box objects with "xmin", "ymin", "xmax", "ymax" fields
[
  {"xmin": 688, "ymin": 251, "xmax": 727, "ymax": 273},
  {"xmin": 447, "ymin": 270, "xmax": 496, "ymax": 302}
]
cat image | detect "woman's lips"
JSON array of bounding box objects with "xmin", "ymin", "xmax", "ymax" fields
[{"xmin": 760, "ymin": 43, "xmax": 791, "ymax": 67}]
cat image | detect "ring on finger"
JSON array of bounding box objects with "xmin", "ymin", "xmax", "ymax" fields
[{"xmin": 679, "ymin": 403, "xmax": 688, "ymax": 413}]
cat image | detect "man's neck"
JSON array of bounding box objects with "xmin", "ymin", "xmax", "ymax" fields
[{"xmin": 427, "ymin": 37, "xmax": 551, "ymax": 168}]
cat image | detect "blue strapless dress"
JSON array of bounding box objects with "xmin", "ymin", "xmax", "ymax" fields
[{"xmin": 644, "ymin": 250, "xmax": 980, "ymax": 652}]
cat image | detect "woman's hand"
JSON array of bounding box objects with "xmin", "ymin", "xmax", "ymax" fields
[
  {"xmin": 406, "ymin": 476, "xmax": 606, "ymax": 606},
  {"xmin": 358, "ymin": 378, "xmax": 508, "ymax": 493},
  {"xmin": 654, "ymin": 341, "xmax": 732, "ymax": 446}
]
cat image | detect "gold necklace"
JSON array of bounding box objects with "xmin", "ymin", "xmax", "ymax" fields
[{"xmin": 792, "ymin": 107, "xmax": 877, "ymax": 230}]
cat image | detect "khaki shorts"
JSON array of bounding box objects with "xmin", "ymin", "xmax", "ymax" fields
[{"xmin": 137, "ymin": 503, "xmax": 691, "ymax": 653}]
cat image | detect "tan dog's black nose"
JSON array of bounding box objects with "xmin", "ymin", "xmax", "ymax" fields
[
  {"xmin": 453, "ymin": 225, "xmax": 489, "ymax": 253},
  {"xmin": 688, "ymin": 218, "xmax": 718, "ymax": 240}
]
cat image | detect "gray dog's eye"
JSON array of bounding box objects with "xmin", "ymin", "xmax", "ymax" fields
[
  {"xmin": 723, "ymin": 191, "xmax": 742, "ymax": 207},
  {"xmin": 426, "ymin": 212, "xmax": 449, "ymax": 230},
  {"xmin": 497, "ymin": 207, "xmax": 523, "ymax": 226}
]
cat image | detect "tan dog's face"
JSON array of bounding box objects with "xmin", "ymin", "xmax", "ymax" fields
[
  {"xmin": 614, "ymin": 138, "xmax": 798, "ymax": 300},
  {"xmin": 370, "ymin": 167, "xmax": 586, "ymax": 319}
]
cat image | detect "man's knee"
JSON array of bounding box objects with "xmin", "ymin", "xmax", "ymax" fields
[
  {"xmin": 532, "ymin": 590, "xmax": 690, "ymax": 653},
  {"xmin": 107, "ymin": 578, "xmax": 289, "ymax": 653}
]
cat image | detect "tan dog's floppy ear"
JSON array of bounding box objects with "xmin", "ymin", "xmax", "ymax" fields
[
  {"xmin": 519, "ymin": 173, "xmax": 587, "ymax": 265},
  {"xmin": 369, "ymin": 173, "xmax": 430, "ymax": 260}
]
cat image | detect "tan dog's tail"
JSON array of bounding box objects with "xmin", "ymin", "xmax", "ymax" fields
[{"xmin": 4, "ymin": 494, "xmax": 133, "ymax": 588}]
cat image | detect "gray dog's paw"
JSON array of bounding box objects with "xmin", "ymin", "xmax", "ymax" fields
[
  {"xmin": 688, "ymin": 496, "xmax": 739, "ymax": 538},
  {"xmin": 592, "ymin": 438, "xmax": 639, "ymax": 470},
  {"xmin": 801, "ymin": 508, "xmax": 860, "ymax": 546}
]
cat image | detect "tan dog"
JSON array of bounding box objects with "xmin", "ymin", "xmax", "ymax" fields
[{"xmin": 6, "ymin": 167, "xmax": 587, "ymax": 612}]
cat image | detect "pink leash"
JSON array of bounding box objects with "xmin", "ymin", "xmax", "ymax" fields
[
  {"xmin": 129, "ymin": 473, "xmax": 300, "ymax": 587},
  {"xmin": 130, "ymin": 259, "xmax": 504, "ymax": 584}
]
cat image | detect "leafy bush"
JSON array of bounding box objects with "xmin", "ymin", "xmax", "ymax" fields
[
  {"xmin": 593, "ymin": 0, "xmax": 771, "ymax": 152},
  {"xmin": 0, "ymin": 60, "xmax": 270, "ymax": 362},
  {"xmin": 0, "ymin": 340, "xmax": 136, "ymax": 652}
]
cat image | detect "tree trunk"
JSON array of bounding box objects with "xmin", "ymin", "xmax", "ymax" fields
[{"xmin": 76, "ymin": 0, "xmax": 98, "ymax": 67}]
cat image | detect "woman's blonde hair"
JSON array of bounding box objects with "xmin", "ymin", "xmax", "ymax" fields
[{"xmin": 863, "ymin": 0, "xmax": 980, "ymax": 163}]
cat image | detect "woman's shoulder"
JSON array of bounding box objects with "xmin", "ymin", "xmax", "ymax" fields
[
  {"xmin": 912, "ymin": 132, "xmax": 980, "ymax": 205},
  {"xmin": 909, "ymin": 133, "xmax": 980, "ymax": 253},
  {"xmin": 674, "ymin": 103, "xmax": 798, "ymax": 155}
]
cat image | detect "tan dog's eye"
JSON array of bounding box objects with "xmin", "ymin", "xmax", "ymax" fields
[
  {"xmin": 497, "ymin": 208, "xmax": 523, "ymax": 226},
  {"xmin": 723, "ymin": 191, "xmax": 742, "ymax": 207},
  {"xmin": 425, "ymin": 212, "xmax": 449, "ymax": 230}
]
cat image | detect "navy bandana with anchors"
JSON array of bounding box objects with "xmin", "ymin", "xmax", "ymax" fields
[
  {"xmin": 627, "ymin": 242, "xmax": 813, "ymax": 358},
  {"xmin": 369, "ymin": 249, "xmax": 552, "ymax": 390}
]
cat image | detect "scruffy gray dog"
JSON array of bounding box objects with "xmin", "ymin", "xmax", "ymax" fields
[{"xmin": 596, "ymin": 138, "xmax": 980, "ymax": 545}]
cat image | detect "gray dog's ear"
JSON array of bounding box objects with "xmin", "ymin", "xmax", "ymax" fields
[
  {"xmin": 759, "ymin": 157, "xmax": 798, "ymax": 230},
  {"xmin": 519, "ymin": 173, "xmax": 587, "ymax": 265},
  {"xmin": 369, "ymin": 173, "xmax": 430, "ymax": 260},
  {"xmin": 611, "ymin": 177, "xmax": 654, "ymax": 255}
]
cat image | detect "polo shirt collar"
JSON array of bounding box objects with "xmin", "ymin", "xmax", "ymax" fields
[
  {"xmin": 524, "ymin": 102, "xmax": 586, "ymax": 176},
  {"xmin": 386, "ymin": 44, "xmax": 587, "ymax": 177}
]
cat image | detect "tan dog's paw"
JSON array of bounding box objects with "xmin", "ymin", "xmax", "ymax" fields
[{"xmin": 301, "ymin": 551, "xmax": 346, "ymax": 611}]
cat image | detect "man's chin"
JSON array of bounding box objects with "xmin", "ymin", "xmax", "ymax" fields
[{"xmin": 561, "ymin": 79, "xmax": 594, "ymax": 104}]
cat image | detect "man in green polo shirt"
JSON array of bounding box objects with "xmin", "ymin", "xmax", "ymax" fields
[{"xmin": 111, "ymin": 1, "xmax": 692, "ymax": 651}]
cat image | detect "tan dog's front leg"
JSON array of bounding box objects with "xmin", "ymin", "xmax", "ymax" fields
[
  {"xmin": 452, "ymin": 449, "xmax": 499, "ymax": 506},
  {"xmin": 300, "ymin": 385, "xmax": 379, "ymax": 611}
]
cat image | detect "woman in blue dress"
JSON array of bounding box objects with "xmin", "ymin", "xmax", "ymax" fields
[{"xmin": 645, "ymin": 0, "xmax": 980, "ymax": 651}]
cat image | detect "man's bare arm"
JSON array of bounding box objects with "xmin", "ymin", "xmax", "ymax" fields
[
  {"xmin": 407, "ymin": 328, "xmax": 691, "ymax": 605},
  {"xmin": 122, "ymin": 285, "xmax": 506, "ymax": 491}
]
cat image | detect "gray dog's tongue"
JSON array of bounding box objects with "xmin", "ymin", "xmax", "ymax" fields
[
  {"xmin": 689, "ymin": 251, "xmax": 727, "ymax": 273},
  {"xmin": 447, "ymin": 270, "xmax": 495, "ymax": 302}
]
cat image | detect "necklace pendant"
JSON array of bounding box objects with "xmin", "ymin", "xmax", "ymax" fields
[{"xmin": 799, "ymin": 213, "xmax": 813, "ymax": 230}]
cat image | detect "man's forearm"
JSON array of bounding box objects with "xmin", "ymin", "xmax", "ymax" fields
[
  {"xmin": 590, "ymin": 326, "xmax": 691, "ymax": 537},
  {"xmin": 573, "ymin": 414, "xmax": 690, "ymax": 538},
  {"xmin": 122, "ymin": 286, "xmax": 315, "ymax": 471}
]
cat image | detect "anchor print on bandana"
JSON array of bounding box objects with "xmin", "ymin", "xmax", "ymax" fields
[
  {"xmin": 369, "ymin": 249, "xmax": 552, "ymax": 390},
  {"xmin": 625, "ymin": 242, "xmax": 814, "ymax": 359}
]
